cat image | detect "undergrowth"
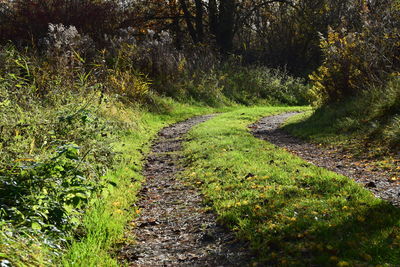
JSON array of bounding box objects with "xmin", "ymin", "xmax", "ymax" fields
[
  {"xmin": 294, "ymin": 1, "xmax": 399, "ymax": 165},
  {"xmin": 0, "ymin": 61, "xmax": 116, "ymax": 264},
  {"xmin": 0, "ymin": 11, "xmax": 309, "ymax": 264},
  {"xmin": 0, "ymin": 25, "xmax": 308, "ymax": 264},
  {"xmin": 182, "ymin": 107, "xmax": 400, "ymax": 266}
]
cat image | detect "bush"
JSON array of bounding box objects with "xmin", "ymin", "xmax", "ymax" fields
[
  {"xmin": 309, "ymin": 1, "xmax": 400, "ymax": 105},
  {"xmin": 168, "ymin": 63, "xmax": 309, "ymax": 106},
  {"xmin": 0, "ymin": 44, "xmax": 117, "ymax": 264},
  {"xmin": 180, "ymin": 68, "xmax": 231, "ymax": 106}
]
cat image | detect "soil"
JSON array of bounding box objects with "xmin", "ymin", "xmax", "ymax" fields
[
  {"xmin": 119, "ymin": 115, "xmax": 254, "ymax": 267},
  {"xmin": 250, "ymin": 112, "xmax": 400, "ymax": 207}
]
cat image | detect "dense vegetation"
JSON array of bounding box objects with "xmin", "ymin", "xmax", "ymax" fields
[{"xmin": 0, "ymin": 0, "xmax": 399, "ymax": 265}]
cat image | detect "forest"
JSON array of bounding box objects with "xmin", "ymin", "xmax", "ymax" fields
[{"xmin": 0, "ymin": 0, "xmax": 399, "ymax": 266}]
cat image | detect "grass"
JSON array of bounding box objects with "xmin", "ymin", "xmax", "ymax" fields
[
  {"xmin": 62, "ymin": 101, "xmax": 234, "ymax": 266},
  {"xmin": 182, "ymin": 106, "xmax": 400, "ymax": 266},
  {"xmin": 282, "ymin": 104, "xmax": 373, "ymax": 148},
  {"xmin": 283, "ymin": 78, "xmax": 400, "ymax": 169},
  {"xmin": 283, "ymin": 105, "xmax": 400, "ymax": 176},
  {"xmin": 0, "ymin": 43, "xmax": 311, "ymax": 266}
]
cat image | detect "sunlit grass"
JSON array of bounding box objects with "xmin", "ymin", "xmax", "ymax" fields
[
  {"xmin": 182, "ymin": 106, "xmax": 400, "ymax": 266},
  {"xmin": 62, "ymin": 101, "xmax": 233, "ymax": 266}
]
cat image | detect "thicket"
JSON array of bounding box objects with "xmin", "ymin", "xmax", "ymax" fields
[
  {"xmin": 0, "ymin": 40, "xmax": 119, "ymax": 264},
  {"xmin": 309, "ymin": 1, "xmax": 399, "ymax": 104},
  {"xmin": 1, "ymin": 0, "xmax": 369, "ymax": 77}
]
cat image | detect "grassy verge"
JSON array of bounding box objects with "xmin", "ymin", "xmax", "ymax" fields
[
  {"xmin": 182, "ymin": 107, "xmax": 400, "ymax": 266},
  {"xmin": 284, "ymin": 111, "xmax": 400, "ymax": 176},
  {"xmin": 62, "ymin": 101, "xmax": 234, "ymax": 266},
  {"xmin": 284, "ymin": 78, "xmax": 400, "ymax": 173}
]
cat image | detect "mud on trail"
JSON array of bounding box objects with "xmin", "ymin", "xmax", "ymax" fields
[
  {"xmin": 251, "ymin": 112, "xmax": 400, "ymax": 206},
  {"xmin": 119, "ymin": 115, "xmax": 253, "ymax": 266}
]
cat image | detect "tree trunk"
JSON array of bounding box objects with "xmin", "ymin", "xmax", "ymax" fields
[
  {"xmin": 194, "ymin": 0, "xmax": 204, "ymax": 43},
  {"xmin": 218, "ymin": 0, "xmax": 235, "ymax": 54},
  {"xmin": 208, "ymin": 0, "xmax": 218, "ymax": 37},
  {"xmin": 179, "ymin": 0, "xmax": 198, "ymax": 43}
]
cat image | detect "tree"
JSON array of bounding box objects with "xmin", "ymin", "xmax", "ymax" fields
[{"xmin": 0, "ymin": 0, "xmax": 122, "ymax": 45}]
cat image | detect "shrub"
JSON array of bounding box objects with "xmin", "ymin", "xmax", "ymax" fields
[
  {"xmin": 0, "ymin": 43, "xmax": 118, "ymax": 264},
  {"xmin": 181, "ymin": 68, "xmax": 231, "ymax": 106},
  {"xmin": 309, "ymin": 1, "xmax": 400, "ymax": 105},
  {"xmin": 44, "ymin": 23, "xmax": 95, "ymax": 66},
  {"xmin": 107, "ymin": 69, "xmax": 152, "ymax": 103}
]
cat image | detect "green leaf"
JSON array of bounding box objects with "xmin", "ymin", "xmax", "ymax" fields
[
  {"xmin": 70, "ymin": 217, "xmax": 80, "ymax": 225},
  {"xmin": 31, "ymin": 222, "xmax": 41, "ymax": 231},
  {"xmin": 65, "ymin": 147, "xmax": 79, "ymax": 160}
]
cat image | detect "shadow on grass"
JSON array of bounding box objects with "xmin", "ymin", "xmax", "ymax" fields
[{"xmin": 245, "ymin": 198, "xmax": 400, "ymax": 266}]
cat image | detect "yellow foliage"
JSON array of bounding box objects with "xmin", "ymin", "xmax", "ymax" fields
[
  {"xmin": 177, "ymin": 58, "xmax": 186, "ymax": 72},
  {"xmin": 108, "ymin": 70, "xmax": 150, "ymax": 100},
  {"xmin": 337, "ymin": 261, "xmax": 350, "ymax": 267},
  {"xmin": 309, "ymin": 24, "xmax": 400, "ymax": 105}
]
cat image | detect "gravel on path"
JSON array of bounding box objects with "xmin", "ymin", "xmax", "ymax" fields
[{"xmin": 119, "ymin": 115, "xmax": 254, "ymax": 267}]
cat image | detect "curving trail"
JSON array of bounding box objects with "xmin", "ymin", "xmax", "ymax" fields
[
  {"xmin": 250, "ymin": 112, "xmax": 400, "ymax": 206},
  {"xmin": 118, "ymin": 111, "xmax": 400, "ymax": 267},
  {"xmin": 119, "ymin": 115, "xmax": 253, "ymax": 267}
]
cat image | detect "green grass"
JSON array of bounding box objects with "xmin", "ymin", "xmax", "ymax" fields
[
  {"xmin": 61, "ymin": 101, "xmax": 235, "ymax": 266},
  {"xmin": 282, "ymin": 104, "xmax": 368, "ymax": 147},
  {"xmin": 283, "ymin": 110, "xmax": 350, "ymax": 144},
  {"xmin": 283, "ymin": 103, "xmax": 400, "ymax": 175},
  {"xmin": 283, "ymin": 78, "xmax": 400, "ymax": 158},
  {"xmin": 182, "ymin": 106, "xmax": 400, "ymax": 266}
]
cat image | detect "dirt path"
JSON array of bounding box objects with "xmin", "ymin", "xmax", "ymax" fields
[
  {"xmin": 250, "ymin": 112, "xmax": 400, "ymax": 206},
  {"xmin": 119, "ymin": 115, "xmax": 253, "ymax": 266}
]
